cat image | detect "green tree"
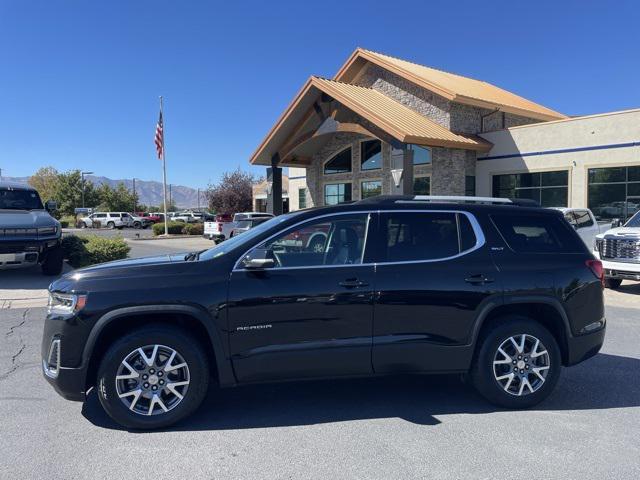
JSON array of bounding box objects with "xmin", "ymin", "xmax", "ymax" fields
[
  {"xmin": 28, "ymin": 166, "xmax": 59, "ymax": 204},
  {"xmin": 95, "ymin": 182, "xmax": 137, "ymax": 212},
  {"xmin": 54, "ymin": 170, "xmax": 99, "ymax": 217}
]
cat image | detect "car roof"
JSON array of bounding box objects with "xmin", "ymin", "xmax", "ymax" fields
[{"xmin": 0, "ymin": 181, "xmax": 37, "ymax": 191}]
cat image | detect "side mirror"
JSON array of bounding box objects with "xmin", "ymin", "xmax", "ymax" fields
[
  {"xmin": 45, "ymin": 200, "xmax": 57, "ymax": 212},
  {"xmin": 611, "ymin": 218, "xmax": 622, "ymax": 228},
  {"xmin": 242, "ymin": 248, "xmax": 275, "ymax": 269}
]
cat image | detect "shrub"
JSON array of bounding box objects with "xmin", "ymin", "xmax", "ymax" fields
[
  {"xmin": 152, "ymin": 221, "xmax": 184, "ymax": 236},
  {"xmin": 84, "ymin": 236, "xmax": 130, "ymax": 265},
  {"xmin": 182, "ymin": 223, "xmax": 204, "ymax": 235},
  {"xmin": 59, "ymin": 215, "xmax": 76, "ymax": 229},
  {"xmin": 61, "ymin": 234, "xmax": 129, "ymax": 267},
  {"xmin": 61, "ymin": 235, "xmax": 90, "ymax": 267}
]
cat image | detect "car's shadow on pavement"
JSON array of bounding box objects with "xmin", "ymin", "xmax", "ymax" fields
[{"xmin": 82, "ymin": 352, "xmax": 640, "ymax": 432}]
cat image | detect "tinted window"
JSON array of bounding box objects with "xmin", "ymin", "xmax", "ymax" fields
[
  {"xmin": 256, "ymin": 214, "xmax": 369, "ymax": 268},
  {"xmin": 410, "ymin": 145, "xmax": 431, "ymax": 165},
  {"xmin": 491, "ymin": 213, "xmax": 584, "ymax": 253},
  {"xmin": 361, "ymin": 140, "xmax": 382, "ymax": 170},
  {"xmin": 382, "ymin": 212, "xmax": 461, "ymax": 262},
  {"xmin": 587, "ymin": 166, "xmax": 640, "ymax": 222},
  {"xmin": 414, "ymin": 177, "xmax": 430, "ymax": 195},
  {"xmin": 459, "ymin": 214, "xmax": 477, "ymax": 251},
  {"xmin": 0, "ymin": 188, "xmax": 43, "ymax": 210},
  {"xmin": 324, "ymin": 148, "xmax": 352, "ymax": 174},
  {"xmin": 361, "ymin": 180, "xmax": 382, "ymax": 199},
  {"xmin": 492, "ymin": 171, "xmax": 568, "ymax": 207}
]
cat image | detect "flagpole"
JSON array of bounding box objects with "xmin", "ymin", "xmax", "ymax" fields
[{"xmin": 160, "ymin": 96, "xmax": 169, "ymax": 236}]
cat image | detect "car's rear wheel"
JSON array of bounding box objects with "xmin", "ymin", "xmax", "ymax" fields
[
  {"xmin": 107, "ymin": 221, "xmax": 115, "ymax": 229},
  {"xmin": 604, "ymin": 278, "xmax": 622, "ymax": 289},
  {"xmin": 79, "ymin": 221, "xmax": 87, "ymax": 229},
  {"xmin": 133, "ymin": 221, "xmax": 141, "ymax": 229},
  {"xmin": 97, "ymin": 325, "xmax": 209, "ymax": 430},
  {"xmin": 470, "ymin": 316, "xmax": 561, "ymax": 409}
]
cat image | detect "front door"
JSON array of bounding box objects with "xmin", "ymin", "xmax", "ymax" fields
[
  {"xmin": 371, "ymin": 210, "xmax": 500, "ymax": 373},
  {"xmin": 227, "ymin": 212, "xmax": 375, "ymax": 383}
]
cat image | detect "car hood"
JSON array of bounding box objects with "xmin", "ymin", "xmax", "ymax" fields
[
  {"xmin": 50, "ymin": 252, "xmax": 199, "ymax": 291},
  {"xmin": 0, "ymin": 209, "xmax": 59, "ymax": 228},
  {"xmin": 597, "ymin": 227, "xmax": 640, "ymax": 239}
]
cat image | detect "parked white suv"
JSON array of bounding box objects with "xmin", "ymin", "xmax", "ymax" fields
[
  {"xmin": 79, "ymin": 212, "xmax": 149, "ymax": 229},
  {"xmin": 593, "ymin": 210, "xmax": 640, "ymax": 289},
  {"xmin": 173, "ymin": 211, "xmax": 204, "ymax": 223},
  {"xmin": 204, "ymin": 212, "xmax": 274, "ymax": 242}
]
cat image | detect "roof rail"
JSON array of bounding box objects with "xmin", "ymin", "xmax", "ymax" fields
[{"xmin": 356, "ymin": 195, "xmax": 540, "ymax": 207}]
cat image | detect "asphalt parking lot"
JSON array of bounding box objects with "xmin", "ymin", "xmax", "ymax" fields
[{"xmin": 1, "ymin": 238, "xmax": 639, "ymax": 479}]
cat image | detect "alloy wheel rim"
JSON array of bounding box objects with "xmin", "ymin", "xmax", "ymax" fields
[
  {"xmin": 115, "ymin": 344, "xmax": 190, "ymax": 416},
  {"xmin": 492, "ymin": 334, "xmax": 550, "ymax": 396}
]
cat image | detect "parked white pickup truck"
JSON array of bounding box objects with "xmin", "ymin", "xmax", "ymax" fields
[
  {"xmin": 593, "ymin": 210, "xmax": 640, "ymax": 289},
  {"xmin": 204, "ymin": 212, "xmax": 274, "ymax": 243},
  {"xmin": 554, "ymin": 208, "xmax": 602, "ymax": 248}
]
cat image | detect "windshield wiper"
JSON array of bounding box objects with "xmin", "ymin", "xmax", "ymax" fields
[{"xmin": 184, "ymin": 249, "xmax": 207, "ymax": 261}]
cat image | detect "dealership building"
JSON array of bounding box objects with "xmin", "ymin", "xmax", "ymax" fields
[{"xmin": 250, "ymin": 48, "xmax": 640, "ymax": 221}]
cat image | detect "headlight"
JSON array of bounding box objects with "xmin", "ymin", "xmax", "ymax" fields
[
  {"xmin": 47, "ymin": 292, "xmax": 87, "ymax": 316},
  {"xmin": 38, "ymin": 226, "xmax": 58, "ymax": 236}
]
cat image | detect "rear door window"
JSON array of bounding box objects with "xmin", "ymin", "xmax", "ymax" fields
[
  {"xmin": 380, "ymin": 212, "xmax": 478, "ymax": 262},
  {"xmin": 491, "ymin": 213, "xmax": 585, "ymax": 253},
  {"xmin": 573, "ymin": 210, "xmax": 594, "ymax": 229}
]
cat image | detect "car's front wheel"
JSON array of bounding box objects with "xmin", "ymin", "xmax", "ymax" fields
[
  {"xmin": 97, "ymin": 325, "xmax": 210, "ymax": 430},
  {"xmin": 470, "ymin": 316, "xmax": 561, "ymax": 409}
]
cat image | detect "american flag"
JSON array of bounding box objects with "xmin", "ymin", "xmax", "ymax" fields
[{"xmin": 154, "ymin": 111, "xmax": 164, "ymax": 159}]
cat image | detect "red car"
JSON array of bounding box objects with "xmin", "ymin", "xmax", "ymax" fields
[{"xmin": 136, "ymin": 212, "xmax": 163, "ymax": 224}]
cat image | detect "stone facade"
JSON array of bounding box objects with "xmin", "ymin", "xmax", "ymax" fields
[{"xmin": 274, "ymin": 62, "xmax": 546, "ymax": 209}]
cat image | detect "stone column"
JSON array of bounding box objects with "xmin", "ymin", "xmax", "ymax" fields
[{"xmin": 431, "ymin": 148, "xmax": 466, "ymax": 196}]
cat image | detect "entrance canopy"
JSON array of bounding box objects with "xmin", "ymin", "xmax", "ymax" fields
[{"xmin": 249, "ymin": 76, "xmax": 492, "ymax": 167}]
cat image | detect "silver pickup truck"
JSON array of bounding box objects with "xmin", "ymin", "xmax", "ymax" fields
[
  {"xmin": 594, "ymin": 210, "xmax": 640, "ymax": 289},
  {"xmin": 0, "ymin": 181, "xmax": 63, "ymax": 275}
]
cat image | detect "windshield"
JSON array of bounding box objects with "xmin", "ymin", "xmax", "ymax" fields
[
  {"xmin": 624, "ymin": 211, "xmax": 640, "ymax": 228},
  {"xmin": 199, "ymin": 213, "xmax": 295, "ymax": 261},
  {"xmin": 0, "ymin": 188, "xmax": 44, "ymax": 210}
]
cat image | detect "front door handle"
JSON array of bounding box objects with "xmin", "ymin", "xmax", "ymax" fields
[
  {"xmin": 465, "ymin": 274, "xmax": 494, "ymax": 285},
  {"xmin": 339, "ymin": 279, "xmax": 369, "ymax": 288}
]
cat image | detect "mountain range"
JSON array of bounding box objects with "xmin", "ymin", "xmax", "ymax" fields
[{"xmin": 3, "ymin": 175, "xmax": 202, "ymax": 209}]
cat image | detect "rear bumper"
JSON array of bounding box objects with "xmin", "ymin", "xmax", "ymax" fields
[{"xmin": 566, "ymin": 322, "xmax": 606, "ymax": 366}]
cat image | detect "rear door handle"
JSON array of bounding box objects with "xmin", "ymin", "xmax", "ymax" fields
[
  {"xmin": 339, "ymin": 279, "xmax": 369, "ymax": 288},
  {"xmin": 465, "ymin": 274, "xmax": 494, "ymax": 285}
]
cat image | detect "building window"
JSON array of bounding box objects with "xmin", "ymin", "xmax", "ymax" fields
[
  {"xmin": 409, "ymin": 144, "xmax": 432, "ymax": 165},
  {"xmin": 492, "ymin": 171, "xmax": 568, "ymax": 207},
  {"xmin": 324, "ymin": 148, "xmax": 352, "ymax": 174},
  {"xmin": 588, "ymin": 166, "xmax": 640, "ymax": 222},
  {"xmin": 298, "ymin": 188, "xmax": 307, "ymax": 209},
  {"xmin": 361, "ymin": 140, "xmax": 382, "ymax": 170},
  {"xmin": 361, "ymin": 180, "xmax": 382, "ymax": 199},
  {"xmin": 324, "ymin": 183, "xmax": 352, "ymax": 205},
  {"xmin": 414, "ymin": 176, "xmax": 430, "ymax": 195},
  {"xmin": 465, "ymin": 176, "xmax": 476, "ymax": 196}
]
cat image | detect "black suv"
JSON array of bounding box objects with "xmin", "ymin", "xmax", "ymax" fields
[{"xmin": 42, "ymin": 196, "xmax": 606, "ymax": 429}]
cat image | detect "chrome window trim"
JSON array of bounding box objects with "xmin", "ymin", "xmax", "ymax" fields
[{"xmin": 232, "ymin": 209, "xmax": 486, "ymax": 272}]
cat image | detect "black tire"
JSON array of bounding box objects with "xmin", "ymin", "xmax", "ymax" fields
[
  {"xmin": 41, "ymin": 246, "xmax": 64, "ymax": 276},
  {"xmin": 107, "ymin": 221, "xmax": 115, "ymax": 229},
  {"xmin": 605, "ymin": 278, "xmax": 622, "ymax": 289},
  {"xmin": 470, "ymin": 315, "xmax": 561, "ymax": 409},
  {"xmin": 133, "ymin": 222, "xmax": 141, "ymax": 229},
  {"xmin": 79, "ymin": 221, "xmax": 87, "ymax": 229},
  {"xmin": 96, "ymin": 324, "xmax": 210, "ymax": 430}
]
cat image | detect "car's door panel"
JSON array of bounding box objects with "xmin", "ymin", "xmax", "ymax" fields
[
  {"xmin": 227, "ymin": 212, "xmax": 375, "ymax": 383},
  {"xmin": 371, "ymin": 211, "xmax": 501, "ymax": 374}
]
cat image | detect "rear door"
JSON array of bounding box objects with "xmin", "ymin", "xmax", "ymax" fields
[{"xmin": 371, "ymin": 210, "xmax": 501, "ymax": 374}]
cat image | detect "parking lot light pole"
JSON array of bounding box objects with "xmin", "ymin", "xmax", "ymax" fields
[{"xmin": 81, "ymin": 171, "xmax": 94, "ymax": 208}]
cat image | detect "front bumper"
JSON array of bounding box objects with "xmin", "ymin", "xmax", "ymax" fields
[
  {"xmin": 565, "ymin": 322, "xmax": 606, "ymax": 366},
  {"xmin": 0, "ymin": 237, "xmax": 60, "ymax": 270}
]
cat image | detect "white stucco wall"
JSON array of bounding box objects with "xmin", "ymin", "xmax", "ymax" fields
[
  {"xmin": 288, "ymin": 167, "xmax": 308, "ymax": 210},
  {"xmin": 477, "ymin": 109, "xmax": 640, "ymax": 207}
]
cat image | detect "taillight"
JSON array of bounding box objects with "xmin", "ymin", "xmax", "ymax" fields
[{"xmin": 586, "ymin": 259, "xmax": 604, "ymax": 287}]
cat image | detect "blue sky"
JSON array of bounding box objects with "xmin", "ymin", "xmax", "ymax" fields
[{"xmin": 1, "ymin": 0, "xmax": 638, "ymax": 189}]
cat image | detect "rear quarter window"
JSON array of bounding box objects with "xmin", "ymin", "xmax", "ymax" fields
[{"xmin": 491, "ymin": 213, "xmax": 585, "ymax": 253}]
